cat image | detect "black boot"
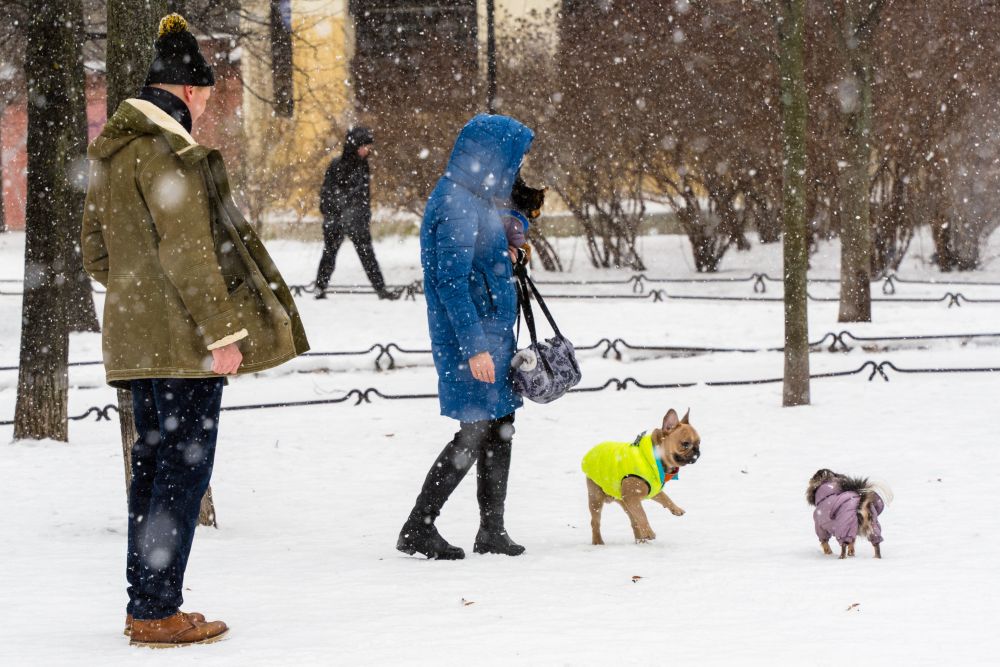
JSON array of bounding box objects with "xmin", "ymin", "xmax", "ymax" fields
[
  {"xmin": 473, "ymin": 527, "xmax": 525, "ymax": 556},
  {"xmin": 397, "ymin": 522, "xmax": 464, "ymax": 560},
  {"xmin": 473, "ymin": 415, "xmax": 525, "ymax": 556},
  {"xmin": 396, "ymin": 425, "xmax": 483, "ymax": 560},
  {"xmin": 377, "ymin": 288, "xmax": 400, "ymax": 301}
]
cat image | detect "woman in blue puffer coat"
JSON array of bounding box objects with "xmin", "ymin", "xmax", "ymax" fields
[{"xmin": 397, "ymin": 114, "xmax": 534, "ymax": 560}]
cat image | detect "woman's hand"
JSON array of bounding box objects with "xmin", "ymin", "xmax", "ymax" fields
[
  {"xmin": 508, "ymin": 244, "xmax": 531, "ymax": 266},
  {"xmin": 469, "ymin": 351, "xmax": 496, "ymax": 383}
]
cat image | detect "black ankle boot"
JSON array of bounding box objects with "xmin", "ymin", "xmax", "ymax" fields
[
  {"xmin": 473, "ymin": 526, "xmax": 525, "ymax": 556},
  {"xmin": 397, "ymin": 522, "xmax": 465, "ymax": 560}
]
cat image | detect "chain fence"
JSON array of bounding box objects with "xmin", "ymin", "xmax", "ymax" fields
[
  {"xmin": 2, "ymin": 330, "xmax": 998, "ymax": 375},
  {"xmin": 6, "ymin": 271, "xmax": 1000, "ymax": 300},
  {"xmin": 4, "ymin": 272, "xmax": 1000, "ymax": 426},
  {"xmin": 3, "ymin": 359, "xmax": 997, "ymax": 427}
]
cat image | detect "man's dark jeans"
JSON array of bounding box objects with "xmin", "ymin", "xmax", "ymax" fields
[{"xmin": 127, "ymin": 378, "xmax": 224, "ymax": 620}]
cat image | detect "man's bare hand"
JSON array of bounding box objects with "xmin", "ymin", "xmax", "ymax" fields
[
  {"xmin": 211, "ymin": 342, "xmax": 243, "ymax": 375},
  {"xmin": 469, "ymin": 351, "xmax": 495, "ymax": 384}
]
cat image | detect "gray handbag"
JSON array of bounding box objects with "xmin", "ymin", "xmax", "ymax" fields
[{"xmin": 510, "ymin": 268, "xmax": 582, "ymax": 403}]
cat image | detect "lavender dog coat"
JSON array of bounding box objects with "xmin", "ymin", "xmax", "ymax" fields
[{"xmin": 812, "ymin": 482, "xmax": 885, "ymax": 546}]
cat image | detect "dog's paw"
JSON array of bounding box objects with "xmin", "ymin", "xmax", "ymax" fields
[{"xmin": 670, "ymin": 507, "xmax": 685, "ymax": 516}]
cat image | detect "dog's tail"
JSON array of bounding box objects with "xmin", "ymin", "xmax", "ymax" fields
[
  {"xmin": 865, "ymin": 480, "xmax": 894, "ymax": 507},
  {"xmin": 858, "ymin": 480, "xmax": 892, "ymax": 540}
]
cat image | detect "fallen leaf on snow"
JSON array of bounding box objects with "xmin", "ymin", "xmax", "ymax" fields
[
  {"xmin": 632, "ymin": 576, "xmax": 643, "ymax": 583},
  {"xmin": 461, "ymin": 598, "xmax": 475, "ymax": 606},
  {"xmin": 846, "ymin": 603, "xmax": 860, "ymax": 612}
]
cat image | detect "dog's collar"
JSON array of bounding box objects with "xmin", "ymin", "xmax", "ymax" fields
[
  {"xmin": 654, "ymin": 454, "xmax": 680, "ymax": 483},
  {"xmin": 638, "ymin": 432, "xmax": 679, "ymax": 483}
]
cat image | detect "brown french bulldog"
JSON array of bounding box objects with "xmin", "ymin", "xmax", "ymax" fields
[{"xmin": 582, "ymin": 408, "xmax": 701, "ymax": 545}]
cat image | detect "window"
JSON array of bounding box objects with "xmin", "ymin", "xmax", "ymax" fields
[{"xmin": 350, "ymin": 0, "xmax": 478, "ymax": 109}]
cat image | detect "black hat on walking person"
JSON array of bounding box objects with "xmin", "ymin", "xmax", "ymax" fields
[
  {"xmin": 343, "ymin": 126, "xmax": 375, "ymax": 156},
  {"xmin": 144, "ymin": 13, "xmax": 216, "ymax": 87}
]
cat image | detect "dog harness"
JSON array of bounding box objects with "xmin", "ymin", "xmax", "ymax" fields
[{"xmin": 581, "ymin": 432, "xmax": 677, "ymax": 500}]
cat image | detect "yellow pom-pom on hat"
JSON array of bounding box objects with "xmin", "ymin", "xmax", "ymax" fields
[{"xmin": 158, "ymin": 13, "xmax": 189, "ymax": 37}]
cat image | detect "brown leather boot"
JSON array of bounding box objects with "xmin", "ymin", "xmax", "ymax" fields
[
  {"xmin": 125, "ymin": 612, "xmax": 205, "ymax": 636},
  {"xmin": 129, "ymin": 612, "xmax": 228, "ymax": 648}
]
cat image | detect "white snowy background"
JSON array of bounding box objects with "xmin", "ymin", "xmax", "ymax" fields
[{"xmin": 1, "ymin": 228, "xmax": 998, "ymax": 665}]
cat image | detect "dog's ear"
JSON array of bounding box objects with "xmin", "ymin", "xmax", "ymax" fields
[
  {"xmin": 681, "ymin": 409, "xmax": 690, "ymax": 425},
  {"xmin": 662, "ymin": 409, "xmax": 680, "ymax": 432}
]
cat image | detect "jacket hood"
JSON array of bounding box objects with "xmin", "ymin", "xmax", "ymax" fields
[
  {"xmin": 88, "ymin": 98, "xmax": 200, "ymax": 162},
  {"xmin": 343, "ymin": 126, "xmax": 374, "ymax": 157},
  {"xmin": 443, "ymin": 114, "xmax": 534, "ymax": 201},
  {"xmin": 813, "ymin": 482, "xmax": 840, "ymax": 506}
]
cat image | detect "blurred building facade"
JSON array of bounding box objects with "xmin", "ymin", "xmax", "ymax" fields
[
  {"xmin": 239, "ymin": 0, "xmax": 558, "ymax": 224},
  {"xmin": 0, "ymin": 0, "xmax": 558, "ymax": 230}
]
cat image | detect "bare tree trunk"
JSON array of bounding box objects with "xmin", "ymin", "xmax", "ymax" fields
[
  {"xmin": 0, "ymin": 106, "xmax": 6, "ymax": 233},
  {"xmin": 106, "ymin": 0, "xmax": 166, "ymax": 111},
  {"xmin": 778, "ymin": 0, "xmax": 811, "ymax": 407},
  {"xmin": 118, "ymin": 388, "xmax": 138, "ymax": 487},
  {"xmin": 527, "ymin": 227, "xmax": 562, "ymax": 272},
  {"xmin": 62, "ymin": 7, "xmax": 99, "ymax": 334},
  {"xmin": 13, "ymin": 0, "xmax": 90, "ymax": 441},
  {"xmin": 836, "ymin": 0, "xmax": 883, "ymax": 323},
  {"xmin": 106, "ymin": 0, "xmax": 217, "ymax": 527}
]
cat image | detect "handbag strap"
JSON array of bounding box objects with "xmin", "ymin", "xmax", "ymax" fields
[
  {"xmin": 517, "ymin": 270, "xmax": 565, "ymax": 339},
  {"xmin": 515, "ymin": 266, "xmax": 540, "ymax": 347},
  {"xmin": 514, "ymin": 266, "xmax": 557, "ymax": 375}
]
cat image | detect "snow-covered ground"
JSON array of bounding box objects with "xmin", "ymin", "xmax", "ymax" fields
[{"xmin": 1, "ymin": 229, "xmax": 999, "ymax": 666}]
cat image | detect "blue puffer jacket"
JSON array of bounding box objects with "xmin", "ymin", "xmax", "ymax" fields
[{"xmin": 421, "ymin": 114, "xmax": 534, "ymax": 423}]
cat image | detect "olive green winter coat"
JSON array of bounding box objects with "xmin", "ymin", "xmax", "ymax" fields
[{"xmin": 82, "ymin": 98, "xmax": 309, "ymax": 387}]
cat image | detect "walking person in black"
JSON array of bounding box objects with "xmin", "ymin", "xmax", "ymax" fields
[{"xmin": 315, "ymin": 127, "xmax": 397, "ymax": 300}]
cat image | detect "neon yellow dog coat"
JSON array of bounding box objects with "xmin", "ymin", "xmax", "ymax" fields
[{"xmin": 581, "ymin": 433, "xmax": 676, "ymax": 500}]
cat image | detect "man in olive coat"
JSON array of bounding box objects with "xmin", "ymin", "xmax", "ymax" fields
[{"xmin": 81, "ymin": 13, "xmax": 308, "ymax": 647}]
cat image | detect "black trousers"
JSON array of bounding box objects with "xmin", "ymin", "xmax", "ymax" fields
[
  {"xmin": 315, "ymin": 219, "xmax": 386, "ymax": 292},
  {"xmin": 127, "ymin": 378, "xmax": 223, "ymax": 620},
  {"xmin": 406, "ymin": 412, "xmax": 516, "ymax": 531}
]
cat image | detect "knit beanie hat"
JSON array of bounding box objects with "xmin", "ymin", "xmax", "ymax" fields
[
  {"xmin": 344, "ymin": 127, "xmax": 375, "ymax": 152},
  {"xmin": 144, "ymin": 14, "xmax": 215, "ymax": 87}
]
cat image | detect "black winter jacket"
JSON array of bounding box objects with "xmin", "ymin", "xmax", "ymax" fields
[{"xmin": 319, "ymin": 127, "xmax": 374, "ymax": 228}]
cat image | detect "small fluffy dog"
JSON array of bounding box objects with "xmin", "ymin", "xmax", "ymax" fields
[
  {"xmin": 582, "ymin": 408, "xmax": 700, "ymax": 545},
  {"xmin": 807, "ymin": 469, "xmax": 893, "ymax": 559}
]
